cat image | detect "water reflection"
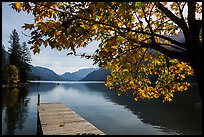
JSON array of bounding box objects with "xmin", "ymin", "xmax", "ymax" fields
[
  {"xmin": 28, "ymin": 82, "xmax": 57, "ymax": 93},
  {"xmin": 2, "ymin": 82, "xmax": 202, "ymax": 135},
  {"xmin": 83, "ymin": 83, "xmax": 202, "ymax": 135},
  {"xmin": 2, "ymin": 87, "xmax": 30, "ymax": 135},
  {"xmin": 29, "ymin": 82, "xmax": 201, "ymax": 135}
]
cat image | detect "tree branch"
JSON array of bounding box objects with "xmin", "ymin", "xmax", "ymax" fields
[
  {"xmin": 31, "ymin": 2, "xmax": 186, "ymax": 51},
  {"xmin": 134, "ymin": 11, "xmax": 144, "ymax": 31},
  {"xmin": 188, "ymin": 2, "xmax": 196, "ymax": 29},
  {"xmin": 140, "ymin": 42, "xmax": 190, "ymax": 63},
  {"xmin": 142, "ymin": 6, "xmax": 154, "ymax": 42},
  {"xmin": 124, "ymin": 35, "xmax": 187, "ymax": 53},
  {"xmin": 176, "ymin": 2, "xmax": 185, "ymax": 22},
  {"xmin": 135, "ymin": 48, "xmax": 149, "ymax": 77},
  {"xmin": 75, "ymin": 15, "xmax": 184, "ymax": 47},
  {"xmin": 154, "ymin": 2, "xmax": 188, "ymax": 33}
]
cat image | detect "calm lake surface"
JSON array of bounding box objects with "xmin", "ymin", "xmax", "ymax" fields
[{"xmin": 2, "ymin": 81, "xmax": 202, "ymax": 135}]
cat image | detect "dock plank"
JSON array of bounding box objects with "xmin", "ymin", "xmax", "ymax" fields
[{"xmin": 37, "ymin": 102, "xmax": 105, "ymax": 135}]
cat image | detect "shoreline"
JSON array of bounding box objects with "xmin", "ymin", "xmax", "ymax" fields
[{"xmin": 2, "ymin": 83, "xmax": 28, "ymax": 88}]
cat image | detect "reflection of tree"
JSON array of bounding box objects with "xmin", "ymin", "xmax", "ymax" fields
[
  {"xmin": 28, "ymin": 82, "xmax": 57, "ymax": 93},
  {"xmin": 17, "ymin": 87, "xmax": 29, "ymax": 130},
  {"xmin": 2, "ymin": 87, "xmax": 29, "ymax": 135},
  {"xmin": 83, "ymin": 83, "xmax": 202, "ymax": 135}
]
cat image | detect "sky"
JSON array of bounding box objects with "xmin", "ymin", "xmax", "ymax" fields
[
  {"xmin": 2, "ymin": 2, "xmax": 202, "ymax": 74},
  {"xmin": 2, "ymin": 2, "xmax": 99, "ymax": 75}
]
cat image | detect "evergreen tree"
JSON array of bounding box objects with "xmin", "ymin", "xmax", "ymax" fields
[
  {"xmin": 19, "ymin": 42, "xmax": 32, "ymax": 82},
  {"xmin": 8, "ymin": 29, "xmax": 21, "ymax": 69},
  {"xmin": 2, "ymin": 45, "xmax": 6, "ymax": 67},
  {"xmin": 2, "ymin": 45, "xmax": 9, "ymax": 84},
  {"xmin": 8, "ymin": 29, "xmax": 32, "ymax": 83}
]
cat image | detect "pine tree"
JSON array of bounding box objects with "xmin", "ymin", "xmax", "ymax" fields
[
  {"xmin": 8, "ymin": 29, "xmax": 32, "ymax": 83},
  {"xmin": 2, "ymin": 45, "xmax": 6, "ymax": 68},
  {"xmin": 8, "ymin": 29, "xmax": 21, "ymax": 69},
  {"xmin": 19, "ymin": 42, "xmax": 32, "ymax": 82},
  {"xmin": 2, "ymin": 45, "xmax": 9, "ymax": 84}
]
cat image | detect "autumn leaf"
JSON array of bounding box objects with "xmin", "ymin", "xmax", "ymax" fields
[
  {"xmin": 12, "ymin": 2, "xmax": 22, "ymax": 12},
  {"xmin": 23, "ymin": 23, "xmax": 34, "ymax": 30},
  {"xmin": 10, "ymin": 2, "xmax": 202, "ymax": 103}
]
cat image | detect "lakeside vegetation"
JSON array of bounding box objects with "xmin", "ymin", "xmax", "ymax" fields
[{"xmin": 2, "ymin": 29, "xmax": 32, "ymax": 86}]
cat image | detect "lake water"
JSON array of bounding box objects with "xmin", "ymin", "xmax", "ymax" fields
[{"xmin": 2, "ymin": 81, "xmax": 202, "ymax": 135}]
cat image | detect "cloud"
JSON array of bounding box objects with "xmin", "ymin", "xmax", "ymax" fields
[
  {"xmin": 2, "ymin": 2, "xmax": 34, "ymax": 49},
  {"xmin": 2, "ymin": 2, "xmax": 99, "ymax": 74},
  {"xmin": 31, "ymin": 45, "xmax": 98, "ymax": 74}
]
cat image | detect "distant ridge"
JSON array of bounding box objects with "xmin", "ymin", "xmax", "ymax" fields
[
  {"xmin": 81, "ymin": 68, "xmax": 111, "ymax": 81},
  {"xmin": 72, "ymin": 68, "xmax": 99, "ymax": 78},
  {"xmin": 28, "ymin": 65, "xmax": 62, "ymax": 81},
  {"xmin": 60, "ymin": 72, "xmax": 81, "ymax": 81},
  {"xmin": 28, "ymin": 66, "xmax": 99, "ymax": 81}
]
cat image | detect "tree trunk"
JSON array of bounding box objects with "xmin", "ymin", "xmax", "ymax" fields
[
  {"xmin": 187, "ymin": 11, "xmax": 202, "ymax": 103},
  {"xmin": 189, "ymin": 40, "xmax": 203, "ymax": 103},
  {"xmin": 191, "ymin": 61, "xmax": 203, "ymax": 103}
]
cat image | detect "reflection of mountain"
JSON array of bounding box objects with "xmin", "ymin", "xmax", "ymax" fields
[
  {"xmin": 133, "ymin": 85, "xmax": 202, "ymax": 135},
  {"xmin": 2, "ymin": 87, "xmax": 29, "ymax": 135},
  {"xmin": 28, "ymin": 82, "xmax": 58, "ymax": 93},
  {"xmin": 26, "ymin": 81, "xmax": 202, "ymax": 135},
  {"xmin": 5, "ymin": 82, "xmax": 200, "ymax": 135},
  {"xmin": 82, "ymin": 83, "xmax": 202, "ymax": 135}
]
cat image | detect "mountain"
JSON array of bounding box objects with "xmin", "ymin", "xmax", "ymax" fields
[
  {"xmin": 170, "ymin": 31, "xmax": 185, "ymax": 43},
  {"xmin": 81, "ymin": 68, "xmax": 111, "ymax": 81},
  {"xmin": 60, "ymin": 72, "xmax": 81, "ymax": 81},
  {"xmin": 72, "ymin": 68, "xmax": 99, "ymax": 78},
  {"xmin": 28, "ymin": 66, "xmax": 99, "ymax": 81},
  {"xmin": 28, "ymin": 65, "xmax": 62, "ymax": 81}
]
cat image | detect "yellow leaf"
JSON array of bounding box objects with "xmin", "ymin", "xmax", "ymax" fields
[
  {"xmin": 35, "ymin": 16, "xmax": 43, "ymax": 22},
  {"xmin": 134, "ymin": 97, "xmax": 138, "ymax": 101},
  {"xmin": 118, "ymin": 21, "xmax": 123, "ymax": 27},
  {"xmin": 84, "ymin": 38, "xmax": 88, "ymax": 42},
  {"xmin": 92, "ymin": 24, "xmax": 98, "ymax": 30},
  {"xmin": 123, "ymin": 69, "xmax": 128, "ymax": 72},
  {"xmin": 111, "ymin": 45, "xmax": 118, "ymax": 49},
  {"xmin": 130, "ymin": 81, "xmax": 134, "ymax": 85},
  {"xmin": 164, "ymin": 69, "xmax": 168, "ymax": 74},
  {"xmin": 80, "ymin": 24, "xmax": 86, "ymax": 28},
  {"xmin": 15, "ymin": 2, "xmax": 22, "ymax": 12},
  {"xmin": 55, "ymin": 30, "xmax": 61, "ymax": 36}
]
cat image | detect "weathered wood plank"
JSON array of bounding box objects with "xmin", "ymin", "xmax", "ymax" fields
[{"xmin": 37, "ymin": 102, "xmax": 105, "ymax": 135}]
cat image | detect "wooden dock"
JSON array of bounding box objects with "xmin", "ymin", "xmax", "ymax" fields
[{"xmin": 37, "ymin": 102, "xmax": 105, "ymax": 135}]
